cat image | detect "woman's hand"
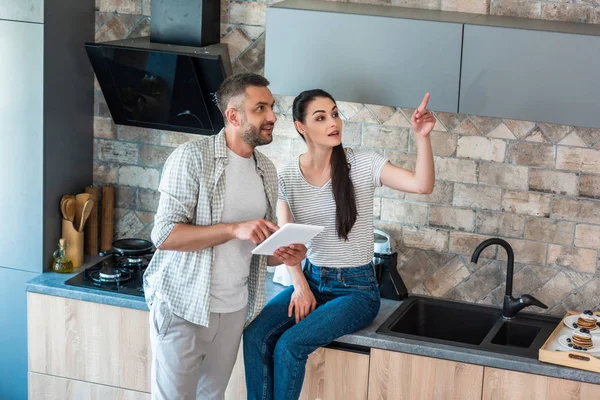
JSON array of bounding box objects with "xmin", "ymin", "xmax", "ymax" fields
[
  {"xmin": 274, "ymin": 244, "xmax": 307, "ymax": 266},
  {"xmin": 288, "ymin": 281, "xmax": 317, "ymax": 323},
  {"xmin": 411, "ymin": 93, "xmax": 435, "ymax": 138}
]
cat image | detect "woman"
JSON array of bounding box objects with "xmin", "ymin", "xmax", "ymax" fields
[{"xmin": 244, "ymin": 89, "xmax": 435, "ymax": 400}]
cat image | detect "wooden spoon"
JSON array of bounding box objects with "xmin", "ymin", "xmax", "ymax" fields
[
  {"xmin": 75, "ymin": 193, "xmax": 90, "ymax": 204},
  {"xmin": 78, "ymin": 199, "xmax": 94, "ymax": 232},
  {"xmin": 74, "ymin": 193, "xmax": 90, "ymax": 230},
  {"xmin": 65, "ymin": 198, "xmax": 76, "ymax": 224},
  {"xmin": 60, "ymin": 195, "xmax": 74, "ymax": 220},
  {"xmin": 60, "ymin": 198, "xmax": 68, "ymax": 220}
]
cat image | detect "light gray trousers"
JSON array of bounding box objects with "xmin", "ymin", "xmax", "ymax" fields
[{"xmin": 149, "ymin": 298, "xmax": 247, "ymax": 400}]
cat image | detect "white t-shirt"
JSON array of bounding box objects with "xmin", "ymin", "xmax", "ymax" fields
[
  {"xmin": 278, "ymin": 149, "xmax": 388, "ymax": 268},
  {"xmin": 210, "ymin": 148, "xmax": 268, "ymax": 313}
]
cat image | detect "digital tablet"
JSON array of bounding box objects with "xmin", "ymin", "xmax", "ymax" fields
[{"xmin": 251, "ymin": 223, "xmax": 324, "ymax": 256}]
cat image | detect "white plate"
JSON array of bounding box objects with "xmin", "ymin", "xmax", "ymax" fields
[
  {"xmin": 557, "ymin": 334, "xmax": 600, "ymax": 354},
  {"xmin": 563, "ymin": 315, "xmax": 599, "ymax": 333},
  {"xmin": 251, "ymin": 223, "xmax": 324, "ymax": 256}
]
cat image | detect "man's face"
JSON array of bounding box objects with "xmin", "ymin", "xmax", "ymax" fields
[{"xmin": 238, "ymin": 86, "xmax": 277, "ymax": 147}]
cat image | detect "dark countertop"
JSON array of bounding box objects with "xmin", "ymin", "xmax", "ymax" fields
[{"xmin": 26, "ymin": 267, "xmax": 600, "ymax": 385}]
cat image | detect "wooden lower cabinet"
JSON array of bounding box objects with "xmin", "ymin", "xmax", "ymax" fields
[
  {"xmin": 225, "ymin": 342, "xmax": 370, "ymax": 400},
  {"xmin": 300, "ymin": 347, "xmax": 370, "ymax": 400},
  {"xmin": 27, "ymin": 293, "xmax": 151, "ymax": 393},
  {"xmin": 482, "ymin": 367, "xmax": 600, "ymax": 400},
  {"xmin": 368, "ymin": 349, "xmax": 484, "ymax": 400},
  {"xmin": 29, "ymin": 372, "xmax": 150, "ymax": 399},
  {"xmin": 28, "ymin": 293, "xmax": 600, "ymax": 400},
  {"xmin": 28, "ymin": 293, "xmax": 369, "ymax": 399}
]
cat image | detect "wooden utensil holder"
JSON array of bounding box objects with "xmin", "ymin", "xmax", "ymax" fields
[{"xmin": 62, "ymin": 219, "xmax": 83, "ymax": 268}]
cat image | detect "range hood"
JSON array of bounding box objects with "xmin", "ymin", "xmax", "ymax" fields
[{"xmin": 86, "ymin": 0, "xmax": 232, "ymax": 135}]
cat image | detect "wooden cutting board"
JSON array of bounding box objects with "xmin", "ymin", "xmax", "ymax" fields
[
  {"xmin": 84, "ymin": 186, "xmax": 98, "ymax": 256},
  {"xmin": 100, "ymin": 186, "xmax": 114, "ymax": 252}
]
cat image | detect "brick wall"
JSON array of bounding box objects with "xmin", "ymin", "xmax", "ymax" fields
[{"xmin": 93, "ymin": 0, "xmax": 600, "ymax": 315}]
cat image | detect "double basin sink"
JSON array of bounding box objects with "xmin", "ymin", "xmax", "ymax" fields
[{"xmin": 377, "ymin": 296, "xmax": 561, "ymax": 359}]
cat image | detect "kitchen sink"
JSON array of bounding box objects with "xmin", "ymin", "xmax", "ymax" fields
[
  {"xmin": 491, "ymin": 321, "xmax": 541, "ymax": 348},
  {"xmin": 377, "ymin": 296, "xmax": 561, "ymax": 359},
  {"xmin": 386, "ymin": 298, "xmax": 500, "ymax": 346}
]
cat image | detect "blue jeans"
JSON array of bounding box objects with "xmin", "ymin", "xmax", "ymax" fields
[{"xmin": 243, "ymin": 260, "xmax": 381, "ymax": 400}]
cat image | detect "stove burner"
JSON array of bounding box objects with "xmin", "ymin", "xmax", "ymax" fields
[
  {"xmin": 65, "ymin": 252, "xmax": 152, "ymax": 297},
  {"xmin": 114, "ymin": 254, "xmax": 151, "ymax": 273},
  {"xmin": 89, "ymin": 265, "xmax": 132, "ymax": 285},
  {"xmin": 99, "ymin": 266, "xmax": 121, "ymax": 280}
]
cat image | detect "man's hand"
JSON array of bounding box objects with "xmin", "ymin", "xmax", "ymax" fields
[
  {"xmin": 274, "ymin": 244, "xmax": 307, "ymax": 266},
  {"xmin": 232, "ymin": 219, "xmax": 279, "ymax": 244}
]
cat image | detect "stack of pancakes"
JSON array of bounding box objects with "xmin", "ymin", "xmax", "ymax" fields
[
  {"xmin": 572, "ymin": 329, "xmax": 594, "ymax": 349},
  {"xmin": 577, "ymin": 311, "xmax": 597, "ymax": 330}
]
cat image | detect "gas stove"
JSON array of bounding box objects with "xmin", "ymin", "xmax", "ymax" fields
[{"xmin": 64, "ymin": 254, "xmax": 152, "ymax": 297}]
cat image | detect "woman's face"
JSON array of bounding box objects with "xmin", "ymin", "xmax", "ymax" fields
[{"xmin": 297, "ymin": 97, "xmax": 343, "ymax": 147}]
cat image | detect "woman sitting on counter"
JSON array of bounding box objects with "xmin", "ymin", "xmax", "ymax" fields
[{"xmin": 243, "ymin": 89, "xmax": 436, "ymax": 400}]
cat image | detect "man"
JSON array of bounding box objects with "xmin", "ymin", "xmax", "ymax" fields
[{"xmin": 144, "ymin": 73, "xmax": 306, "ymax": 399}]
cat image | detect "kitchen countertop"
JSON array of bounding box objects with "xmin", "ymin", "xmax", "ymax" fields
[
  {"xmin": 26, "ymin": 263, "xmax": 600, "ymax": 385},
  {"xmin": 25, "ymin": 257, "xmax": 149, "ymax": 311}
]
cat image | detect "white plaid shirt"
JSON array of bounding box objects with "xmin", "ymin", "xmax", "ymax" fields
[{"xmin": 143, "ymin": 130, "xmax": 278, "ymax": 327}]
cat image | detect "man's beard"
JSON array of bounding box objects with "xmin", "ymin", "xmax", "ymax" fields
[{"xmin": 240, "ymin": 120, "xmax": 274, "ymax": 147}]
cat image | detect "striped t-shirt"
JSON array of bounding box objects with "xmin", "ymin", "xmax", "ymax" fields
[{"xmin": 278, "ymin": 149, "xmax": 388, "ymax": 268}]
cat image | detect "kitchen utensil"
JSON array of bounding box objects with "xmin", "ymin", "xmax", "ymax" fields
[
  {"xmin": 84, "ymin": 186, "xmax": 99, "ymax": 256},
  {"xmin": 60, "ymin": 199, "xmax": 68, "ymax": 220},
  {"xmin": 99, "ymin": 238, "xmax": 155, "ymax": 257},
  {"xmin": 78, "ymin": 199, "xmax": 94, "ymax": 232},
  {"xmin": 75, "ymin": 193, "xmax": 90, "ymax": 204},
  {"xmin": 60, "ymin": 195, "xmax": 74, "ymax": 220},
  {"xmin": 65, "ymin": 198, "xmax": 76, "ymax": 223},
  {"xmin": 60, "ymin": 195, "xmax": 73, "ymax": 208},
  {"xmin": 74, "ymin": 193, "xmax": 90, "ymax": 229}
]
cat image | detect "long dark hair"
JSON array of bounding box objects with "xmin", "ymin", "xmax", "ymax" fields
[{"xmin": 292, "ymin": 89, "xmax": 357, "ymax": 241}]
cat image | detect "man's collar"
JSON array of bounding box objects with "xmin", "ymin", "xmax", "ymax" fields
[{"xmin": 214, "ymin": 129, "xmax": 228, "ymax": 159}]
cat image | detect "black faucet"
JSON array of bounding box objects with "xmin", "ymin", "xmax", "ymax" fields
[{"xmin": 471, "ymin": 238, "xmax": 548, "ymax": 319}]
